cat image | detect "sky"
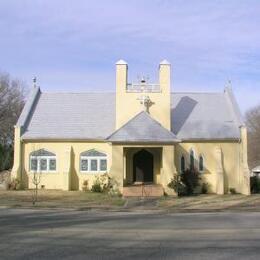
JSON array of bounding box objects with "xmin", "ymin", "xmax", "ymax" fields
[{"xmin": 0, "ymin": 0, "xmax": 259, "ymax": 113}]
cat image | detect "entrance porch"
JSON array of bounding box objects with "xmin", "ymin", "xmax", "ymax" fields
[{"xmin": 109, "ymin": 145, "xmax": 177, "ymax": 197}]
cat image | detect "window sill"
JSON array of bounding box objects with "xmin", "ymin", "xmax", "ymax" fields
[
  {"xmin": 29, "ymin": 171, "xmax": 57, "ymax": 174},
  {"xmin": 80, "ymin": 171, "xmax": 107, "ymax": 174}
]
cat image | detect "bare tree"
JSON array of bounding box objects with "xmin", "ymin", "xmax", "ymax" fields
[
  {"xmin": 0, "ymin": 72, "xmax": 26, "ymax": 170},
  {"xmin": 245, "ymin": 104, "xmax": 260, "ymax": 169},
  {"xmin": 31, "ymin": 170, "xmax": 42, "ymax": 205}
]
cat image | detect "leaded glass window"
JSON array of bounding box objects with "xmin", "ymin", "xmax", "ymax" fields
[
  {"xmin": 40, "ymin": 159, "xmax": 47, "ymax": 171},
  {"xmin": 81, "ymin": 159, "xmax": 88, "ymax": 171},
  {"xmin": 49, "ymin": 159, "xmax": 56, "ymax": 171},
  {"xmin": 80, "ymin": 149, "xmax": 107, "ymax": 173},
  {"xmin": 190, "ymin": 149, "xmax": 195, "ymax": 169},
  {"xmin": 90, "ymin": 159, "xmax": 98, "ymax": 171},
  {"xmin": 181, "ymin": 155, "xmax": 185, "ymax": 173},
  {"xmin": 30, "ymin": 158, "xmax": 38, "ymax": 171},
  {"xmin": 100, "ymin": 159, "xmax": 107, "ymax": 171},
  {"xmin": 199, "ymin": 155, "xmax": 204, "ymax": 172},
  {"xmin": 29, "ymin": 149, "xmax": 57, "ymax": 172}
]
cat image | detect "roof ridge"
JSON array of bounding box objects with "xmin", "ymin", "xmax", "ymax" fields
[
  {"xmin": 107, "ymin": 111, "xmax": 180, "ymax": 142},
  {"xmin": 106, "ymin": 111, "xmax": 145, "ymax": 140},
  {"xmin": 42, "ymin": 91, "xmax": 115, "ymax": 94}
]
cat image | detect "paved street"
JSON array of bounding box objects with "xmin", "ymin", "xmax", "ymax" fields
[{"xmin": 0, "ymin": 208, "xmax": 260, "ymax": 259}]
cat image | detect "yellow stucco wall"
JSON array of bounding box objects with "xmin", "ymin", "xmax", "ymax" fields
[
  {"xmin": 175, "ymin": 141, "xmax": 248, "ymax": 194},
  {"xmin": 21, "ymin": 141, "xmax": 112, "ymax": 191},
  {"xmin": 13, "ymin": 138, "xmax": 249, "ymax": 195},
  {"xmin": 115, "ymin": 62, "xmax": 171, "ymax": 130}
]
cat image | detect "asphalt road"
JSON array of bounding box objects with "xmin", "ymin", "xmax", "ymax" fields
[{"xmin": 0, "ymin": 208, "xmax": 260, "ymax": 260}]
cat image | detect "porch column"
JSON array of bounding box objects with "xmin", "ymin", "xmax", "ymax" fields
[
  {"xmin": 162, "ymin": 145, "xmax": 176, "ymax": 194},
  {"xmin": 110, "ymin": 145, "xmax": 124, "ymax": 193}
]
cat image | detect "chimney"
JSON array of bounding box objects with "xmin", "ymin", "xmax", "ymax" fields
[
  {"xmin": 116, "ymin": 59, "xmax": 128, "ymax": 93},
  {"xmin": 159, "ymin": 59, "xmax": 171, "ymax": 93}
]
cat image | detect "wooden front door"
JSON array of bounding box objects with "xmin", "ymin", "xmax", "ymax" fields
[{"xmin": 133, "ymin": 149, "xmax": 153, "ymax": 183}]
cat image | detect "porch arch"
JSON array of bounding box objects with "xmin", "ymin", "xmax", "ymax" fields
[{"xmin": 133, "ymin": 149, "xmax": 154, "ymax": 183}]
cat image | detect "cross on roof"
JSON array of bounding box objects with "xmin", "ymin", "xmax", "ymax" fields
[{"xmin": 137, "ymin": 95, "xmax": 152, "ymax": 112}]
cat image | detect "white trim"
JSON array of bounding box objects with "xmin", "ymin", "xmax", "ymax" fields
[{"xmin": 29, "ymin": 155, "xmax": 57, "ymax": 173}]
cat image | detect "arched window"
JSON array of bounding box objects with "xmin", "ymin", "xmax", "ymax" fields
[
  {"xmin": 199, "ymin": 155, "xmax": 204, "ymax": 172},
  {"xmin": 80, "ymin": 149, "xmax": 107, "ymax": 172},
  {"xmin": 30, "ymin": 149, "xmax": 56, "ymax": 172},
  {"xmin": 190, "ymin": 149, "xmax": 195, "ymax": 169},
  {"xmin": 181, "ymin": 155, "xmax": 185, "ymax": 173}
]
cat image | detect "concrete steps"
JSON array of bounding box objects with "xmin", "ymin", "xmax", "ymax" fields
[{"xmin": 123, "ymin": 184, "xmax": 164, "ymax": 197}]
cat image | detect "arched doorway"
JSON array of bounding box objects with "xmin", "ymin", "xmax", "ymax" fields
[{"xmin": 133, "ymin": 149, "xmax": 153, "ymax": 183}]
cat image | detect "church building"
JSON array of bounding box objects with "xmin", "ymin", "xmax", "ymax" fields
[{"xmin": 12, "ymin": 60, "xmax": 250, "ymax": 195}]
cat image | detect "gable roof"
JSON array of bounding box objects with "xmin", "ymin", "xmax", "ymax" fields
[
  {"xmin": 107, "ymin": 111, "xmax": 179, "ymax": 143},
  {"xmin": 171, "ymin": 90, "xmax": 242, "ymax": 140},
  {"xmin": 19, "ymin": 88, "xmax": 243, "ymax": 141},
  {"xmin": 21, "ymin": 92, "xmax": 115, "ymax": 140}
]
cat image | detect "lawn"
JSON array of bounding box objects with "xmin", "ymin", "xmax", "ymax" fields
[
  {"xmin": 158, "ymin": 194, "xmax": 260, "ymax": 212},
  {"xmin": 0, "ymin": 190, "xmax": 126, "ymax": 209},
  {"xmin": 1, "ymin": 190, "xmax": 260, "ymax": 212}
]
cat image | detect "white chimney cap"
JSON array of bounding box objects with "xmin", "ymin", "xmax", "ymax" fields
[
  {"xmin": 160, "ymin": 59, "xmax": 171, "ymax": 65},
  {"xmin": 116, "ymin": 59, "xmax": 128, "ymax": 65}
]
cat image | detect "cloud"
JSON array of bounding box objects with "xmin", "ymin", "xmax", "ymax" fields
[{"xmin": 0, "ymin": 0, "xmax": 259, "ymax": 113}]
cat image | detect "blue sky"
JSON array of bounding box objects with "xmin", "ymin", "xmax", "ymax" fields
[{"xmin": 0, "ymin": 0, "xmax": 259, "ymax": 113}]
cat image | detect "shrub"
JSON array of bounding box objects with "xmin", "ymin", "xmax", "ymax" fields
[
  {"xmin": 201, "ymin": 183, "xmax": 210, "ymax": 194},
  {"xmin": 168, "ymin": 168, "xmax": 201, "ymax": 196},
  {"xmin": 229, "ymin": 188, "xmax": 237, "ymax": 194},
  {"xmin": 250, "ymin": 176, "xmax": 260, "ymax": 193},
  {"xmin": 82, "ymin": 180, "xmax": 89, "ymax": 192},
  {"xmin": 90, "ymin": 173, "xmax": 120, "ymax": 195},
  {"xmin": 91, "ymin": 179, "xmax": 102, "ymax": 193},
  {"xmin": 167, "ymin": 174, "xmax": 187, "ymax": 196},
  {"xmin": 8, "ymin": 178, "xmax": 21, "ymax": 190},
  {"xmin": 181, "ymin": 168, "xmax": 201, "ymax": 195}
]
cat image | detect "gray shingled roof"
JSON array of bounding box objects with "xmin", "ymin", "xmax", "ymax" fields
[
  {"xmin": 19, "ymin": 88, "xmax": 242, "ymax": 141},
  {"xmin": 171, "ymin": 89, "xmax": 242, "ymax": 140},
  {"xmin": 107, "ymin": 111, "xmax": 179, "ymax": 143},
  {"xmin": 21, "ymin": 92, "xmax": 115, "ymax": 140}
]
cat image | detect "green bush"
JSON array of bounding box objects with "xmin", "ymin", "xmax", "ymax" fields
[
  {"xmin": 168, "ymin": 168, "xmax": 201, "ymax": 196},
  {"xmin": 250, "ymin": 176, "xmax": 260, "ymax": 193},
  {"xmin": 201, "ymin": 183, "xmax": 210, "ymax": 194},
  {"xmin": 90, "ymin": 174, "xmax": 120, "ymax": 195},
  {"xmin": 167, "ymin": 174, "xmax": 187, "ymax": 196},
  {"xmin": 229, "ymin": 188, "xmax": 237, "ymax": 194},
  {"xmin": 181, "ymin": 168, "xmax": 201, "ymax": 195},
  {"xmin": 91, "ymin": 179, "xmax": 102, "ymax": 193}
]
